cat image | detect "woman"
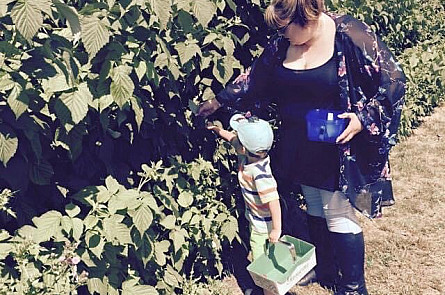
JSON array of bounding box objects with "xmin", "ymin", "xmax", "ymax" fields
[{"xmin": 199, "ymin": 0, "xmax": 406, "ymax": 294}]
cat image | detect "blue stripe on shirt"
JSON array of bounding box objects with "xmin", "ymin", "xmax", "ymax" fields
[
  {"xmin": 254, "ymin": 173, "xmax": 273, "ymax": 181},
  {"xmin": 241, "ymin": 186, "xmax": 258, "ymax": 196},
  {"xmin": 246, "ymin": 207, "xmax": 272, "ymax": 222},
  {"xmin": 251, "ymin": 214, "xmax": 272, "ymax": 222}
]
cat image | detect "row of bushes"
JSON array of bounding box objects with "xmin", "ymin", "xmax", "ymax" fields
[
  {"xmin": 0, "ymin": 0, "xmax": 444, "ymax": 294},
  {"xmin": 1, "ymin": 158, "xmax": 238, "ymax": 294}
]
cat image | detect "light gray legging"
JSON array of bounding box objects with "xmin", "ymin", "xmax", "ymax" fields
[{"xmin": 301, "ymin": 185, "xmax": 362, "ymax": 234}]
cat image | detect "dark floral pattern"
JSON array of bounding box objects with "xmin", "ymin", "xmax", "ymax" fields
[{"xmin": 216, "ymin": 14, "xmax": 406, "ymax": 218}]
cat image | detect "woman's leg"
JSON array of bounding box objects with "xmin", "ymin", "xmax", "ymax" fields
[
  {"xmin": 301, "ymin": 185, "xmax": 338, "ymax": 289},
  {"xmin": 319, "ymin": 189, "xmax": 368, "ymax": 295}
]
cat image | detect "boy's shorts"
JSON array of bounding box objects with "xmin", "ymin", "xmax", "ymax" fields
[{"xmin": 249, "ymin": 229, "xmax": 269, "ymax": 261}]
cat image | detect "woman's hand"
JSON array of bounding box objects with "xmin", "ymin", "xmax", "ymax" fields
[
  {"xmin": 336, "ymin": 112, "xmax": 363, "ymax": 144},
  {"xmin": 197, "ymin": 99, "xmax": 222, "ymax": 117}
]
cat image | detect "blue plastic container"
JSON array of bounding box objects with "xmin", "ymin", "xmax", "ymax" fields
[{"xmin": 306, "ymin": 109, "xmax": 347, "ymax": 143}]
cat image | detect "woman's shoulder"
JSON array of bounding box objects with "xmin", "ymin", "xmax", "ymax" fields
[
  {"xmin": 328, "ymin": 12, "xmax": 373, "ymax": 35},
  {"xmin": 260, "ymin": 35, "xmax": 288, "ymax": 66}
]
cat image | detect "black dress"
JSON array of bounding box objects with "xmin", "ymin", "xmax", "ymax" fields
[{"xmin": 272, "ymin": 53, "xmax": 341, "ymax": 192}]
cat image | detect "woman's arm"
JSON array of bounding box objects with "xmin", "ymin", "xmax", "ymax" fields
[
  {"xmin": 342, "ymin": 16, "xmax": 406, "ymax": 146},
  {"xmin": 198, "ymin": 38, "xmax": 281, "ymax": 117}
]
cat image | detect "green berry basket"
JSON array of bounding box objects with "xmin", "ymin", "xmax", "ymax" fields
[{"xmin": 247, "ymin": 235, "xmax": 316, "ymax": 295}]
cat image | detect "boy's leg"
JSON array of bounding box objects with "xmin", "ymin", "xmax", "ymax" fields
[
  {"xmin": 249, "ymin": 229, "xmax": 273, "ymax": 295},
  {"xmin": 249, "ymin": 229, "xmax": 269, "ymax": 262}
]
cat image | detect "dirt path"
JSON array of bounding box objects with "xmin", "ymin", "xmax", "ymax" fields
[{"xmin": 223, "ymin": 105, "xmax": 445, "ymax": 295}]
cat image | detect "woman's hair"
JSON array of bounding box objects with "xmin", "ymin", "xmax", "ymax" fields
[{"xmin": 264, "ymin": 0, "xmax": 325, "ymax": 29}]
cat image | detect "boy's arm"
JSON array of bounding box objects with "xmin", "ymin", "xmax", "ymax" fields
[
  {"xmin": 207, "ymin": 125, "xmax": 243, "ymax": 153},
  {"xmin": 207, "ymin": 125, "xmax": 236, "ymax": 142},
  {"xmin": 268, "ymin": 199, "xmax": 282, "ymax": 243}
]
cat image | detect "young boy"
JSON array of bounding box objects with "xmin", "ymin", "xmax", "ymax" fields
[{"xmin": 208, "ymin": 113, "xmax": 281, "ymax": 295}]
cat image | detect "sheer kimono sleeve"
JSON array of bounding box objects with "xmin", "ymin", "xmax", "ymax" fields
[
  {"xmin": 216, "ymin": 42, "xmax": 277, "ymax": 111},
  {"xmin": 343, "ymin": 16, "xmax": 406, "ymax": 147}
]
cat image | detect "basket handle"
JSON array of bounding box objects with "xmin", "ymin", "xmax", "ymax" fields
[{"xmin": 266, "ymin": 238, "xmax": 297, "ymax": 262}]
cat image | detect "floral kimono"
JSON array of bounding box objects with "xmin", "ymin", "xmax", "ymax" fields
[{"xmin": 216, "ymin": 14, "xmax": 406, "ymax": 218}]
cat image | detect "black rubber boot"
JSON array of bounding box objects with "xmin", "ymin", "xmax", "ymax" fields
[
  {"xmin": 298, "ymin": 215, "xmax": 338, "ymax": 289},
  {"xmin": 331, "ymin": 232, "xmax": 368, "ymax": 295}
]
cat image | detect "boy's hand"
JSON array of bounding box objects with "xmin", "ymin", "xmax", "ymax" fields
[
  {"xmin": 206, "ymin": 124, "xmax": 223, "ymax": 136},
  {"xmin": 269, "ymin": 229, "xmax": 281, "ymax": 243}
]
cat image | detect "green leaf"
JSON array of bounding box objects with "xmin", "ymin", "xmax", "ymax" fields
[
  {"xmin": 42, "ymin": 73, "xmax": 71, "ymax": 94},
  {"xmin": 130, "ymin": 96, "xmax": 143, "ymax": 131},
  {"xmin": 163, "ymin": 269, "xmax": 179, "ymax": 288},
  {"xmin": 180, "ymin": 210, "xmax": 192, "ymax": 224},
  {"xmin": 223, "ymin": 36, "xmax": 235, "ymax": 56},
  {"xmin": 0, "ymin": 128, "xmax": 18, "ymax": 167},
  {"xmin": 0, "ymin": 243, "xmax": 13, "ymax": 260},
  {"xmin": 154, "ymin": 240, "xmax": 170, "ymax": 266},
  {"xmin": 107, "ymin": 0, "xmax": 116, "ymax": 8},
  {"xmin": 11, "ymin": 0, "xmax": 43, "ymax": 40},
  {"xmin": 177, "ymin": 191, "xmax": 193, "ymax": 208},
  {"xmin": 60, "ymin": 215, "xmax": 73, "ymax": 235},
  {"xmin": 32, "ymin": 210, "xmax": 62, "ymax": 241},
  {"xmin": 87, "ymin": 278, "xmax": 107, "ymax": 295},
  {"xmin": 29, "ymin": 158, "xmax": 54, "ymax": 185},
  {"xmin": 87, "ymin": 233, "xmax": 105, "ymax": 257},
  {"xmin": 169, "ymin": 228, "xmax": 187, "ymax": 253},
  {"xmin": 110, "ymin": 65, "xmax": 134, "ymax": 108},
  {"xmin": 141, "ymin": 192, "xmax": 160, "ymax": 213},
  {"xmin": 55, "ymin": 84, "xmax": 92, "ymax": 132},
  {"xmin": 190, "ymin": 214, "xmax": 201, "ymax": 225},
  {"xmin": 160, "ymin": 214, "xmax": 176, "ymax": 229},
  {"xmin": 65, "ymin": 203, "xmax": 81, "ymax": 217},
  {"xmin": 137, "ymin": 233, "xmax": 153, "ymax": 266},
  {"xmin": 149, "ymin": 0, "xmax": 171, "ymax": 29},
  {"xmin": 114, "ymin": 223, "xmax": 132, "ymax": 244},
  {"xmin": 203, "ymin": 32, "xmax": 218, "ymax": 45},
  {"xmin": 105, "ymin": 175, "xmax": 120, "ymax": 194},
  {"xmin": 7, "ymin": 83, "xmax": 28, "ymax": 119},
  {"xmin": 96, "ymin": 185, "xmax": 112, "ymax": 203},
  {"xmin": 130, "ymin": 204, "xmax": 153, "ymax": 235},
  {"xmin": 81, "ymin": 15, "xmax": 110, "ymax": 59},
  {"xmin": 175, "ymin": 42, "xmax": 201, "ymax": 65},
  {"xmin": 104, "ymin": 217, "xmax": 132, "ymax": 244},
  {"xmin": 71, "ymin": 217, "xmax": 84, "ymax": 241},
  {"xmin": 88, "ymin": 234, "xmax": 100, "ymax": 248},
  {"xmin": 221, "ymin": 215, "xmax": 238, "ymax": 242},
  {"xmin": 84, "ymin": 215, "xmax": 98, "ymax": 229},
  {"xmin": 192, "ymin": 0, "xmax": 216, "ymax": 27},
  {"xmin": 53, "ymin": 0, "xmax": 81, "ymax": 36},
  {"xmin": 212, "ymin": 56, "xmax": 234, "ymax": 85},
  {"xmin": 0, "ymin": 230, "xmax": 11, "ymax": 242},
  {"xmin": 175, "ymin": 0, "xmax": 190, "ymax": 11},
  {"xmin": 122, "ymin": 279, "xmax": 158, "ymax": 295},
  {"xmin": 0, "ymin": 73, "xmax": 15, "ymax": 92},
  {"xmin": 164, "ymin": 265, "xmax": 183, "ymax": 287},
  {"xmin": 135, "ymin": 61, "xmax": 146, "ymax": 81}
]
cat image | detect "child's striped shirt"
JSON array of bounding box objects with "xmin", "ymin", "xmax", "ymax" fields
[{"xmin": 238, "ymin": 155, "xmax": 279, "ymax": 233}]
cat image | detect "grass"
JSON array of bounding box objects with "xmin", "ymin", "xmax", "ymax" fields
[{"xmin": 217, "ymin": 104, "xmax": 445, "ymax": 295}]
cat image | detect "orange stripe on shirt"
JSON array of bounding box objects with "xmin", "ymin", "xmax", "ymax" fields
[
  {"xmin": 240, "ymin": 171, "xmax": 254, "ymax": 183},
  {"xmin": 245, "ymin": 199, "xmax": 269, "ymax": 210},
  {"xmin": 258, "ymin": 187, "xmax": 277, "ymax": 197}
]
